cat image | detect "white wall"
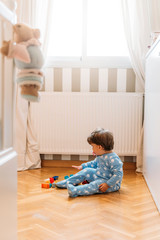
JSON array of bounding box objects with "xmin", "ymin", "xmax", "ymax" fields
[{"xmin": 144, "ymin": 37, "xmax": 160, "ymax": 212}]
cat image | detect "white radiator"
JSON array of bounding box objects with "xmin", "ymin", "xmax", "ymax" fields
[{"xmin": 30, "ymin": 92, "xmax": 143, "ymax": 156}]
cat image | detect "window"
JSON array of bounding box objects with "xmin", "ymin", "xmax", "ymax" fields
[
  {"xmin": 47, "ymin": 0, "xmax": 82, "ymax": 57},
  {"xmin": 47, "ymin": 0, "xmax": 130, "ymax": 67},
  {"xmin": 87, "ymin": 0, "xmax": 128, "ymax": 56}
]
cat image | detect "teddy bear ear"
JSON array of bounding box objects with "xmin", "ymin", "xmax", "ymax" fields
[{"xmin": 33, "ymin": 29, "xmax": 40, "ymax": 39}]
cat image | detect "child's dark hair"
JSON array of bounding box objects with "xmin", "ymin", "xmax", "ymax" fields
[{"xmin": 87, "ymin": 128, "xmax": 114, "ymax": 151}]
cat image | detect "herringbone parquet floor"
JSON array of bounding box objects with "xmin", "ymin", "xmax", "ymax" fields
[{"xmin": 18, "ymin": 167, "xmax": 160, "ymax": 240}]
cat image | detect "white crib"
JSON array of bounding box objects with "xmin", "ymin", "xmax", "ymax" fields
[{"xmin": 0, "ymin": 1, "xmax": 17, "ymax": 240}]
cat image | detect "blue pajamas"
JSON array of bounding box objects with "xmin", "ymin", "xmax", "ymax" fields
[{"xmin": 55, "ymin": 152, "xmax": 123, "ymax": 197}]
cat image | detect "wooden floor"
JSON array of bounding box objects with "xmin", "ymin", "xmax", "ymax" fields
[{"xmin": 18, "ymin": 167, "xmax": 160, "ymax": 240}]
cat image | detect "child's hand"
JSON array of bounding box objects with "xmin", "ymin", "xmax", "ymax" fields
[
  {"xmin": 72, "ymin": 165, "xmax": 82, "ymax": 170},
  {"xmin": 99, "ymin": 183, "xmax": 109, "ymax": 192}
]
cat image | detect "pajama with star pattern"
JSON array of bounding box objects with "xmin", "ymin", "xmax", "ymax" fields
[{"xmin": 55, "ymin": 152, "xmax": 123, "ymax": 197}]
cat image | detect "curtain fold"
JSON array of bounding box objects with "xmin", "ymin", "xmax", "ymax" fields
[
  {"xmin": 121, "ymin": 0, "xmax": 151, "ymax": 92},
  {"xmin": 121, "ymin": 0, "xmax": 151, "ymax": 172},
  {"xmin": 147, "ymin": 0, "xmax": 160, "ymax": 32},
  {"xmin": 15, "ymin": 0, "xmax": 53, "ymax": 170},
  {"xmin": 15, "ymin": 86, "xmax": 41, "ymax": 170}
]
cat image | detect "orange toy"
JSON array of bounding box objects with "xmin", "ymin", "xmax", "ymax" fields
[{"xmin": 41, "ymin": 183, "xmax": 52, "ymax": 188}]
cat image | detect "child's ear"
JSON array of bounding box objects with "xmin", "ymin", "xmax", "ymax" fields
[{"xmin": 99, "ymin": 145, "xmax": 103, "ymax": 150}]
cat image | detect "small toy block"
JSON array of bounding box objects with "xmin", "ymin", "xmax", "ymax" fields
[
  {"xmin": 53, "ymin": 176, "xmax": 59, "ymax": 180},
  {"xmin": 64, "ymin": 174, "xmax": 74, "ymax": 180},
  {"xmin": 49, "ymin": 178, "xmax": 54, "ymax": 183},
  {"xmin": 64, "ymin": 175, "xmax": 69, "ymax": 179},
  {"xmin": 41, "ymin": 183, "xmax": 52, "ymax": 188},
  {"xmin": 44, "ymin": 179, "xmax": 50, "ymax": 183},
  {"xmin": 44, "ymin": 177, "xmax": 54, "ymax": 184}
]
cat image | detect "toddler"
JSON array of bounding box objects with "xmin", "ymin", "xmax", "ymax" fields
[{"xmin": 54, "ymin": 128, "xmax": 123, "ymax": 197}]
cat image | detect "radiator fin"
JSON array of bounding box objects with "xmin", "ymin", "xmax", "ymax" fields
[{"xmin": 30, "ymin": 92, "xmax": 143, "ymax": 156}]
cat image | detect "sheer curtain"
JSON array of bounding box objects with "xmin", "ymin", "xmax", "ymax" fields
[
  {"xmin": 121, "ymin": 0, "xmax": 151, "ymax": 172},
  {"xmin": 147, "ymin": 0, "xmax": 160, "ymax": 33},
  {"xmin": 15, "ymin": 0, "xmax": 53, "ymax": 170}
]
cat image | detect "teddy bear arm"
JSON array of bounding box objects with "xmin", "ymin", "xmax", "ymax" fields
[
  {"xmin": 8, "ymin": 43, "xmax": 31, "ymax": 63},
  {"xmin": 0, "ymin": 41, "xmax": 10, "ymax": 56}
]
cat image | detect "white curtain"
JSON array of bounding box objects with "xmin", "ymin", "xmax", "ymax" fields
[
  {"xmin": 121, "ymin": 0, "xmax": 151, "ymax": 172},
  {"xmin": 147, "ymin": 0, "xmax": 160, "ymax": 33},
  {"xmin": 15, "ymin": 0, "xmax": 54, "ymax": 170},
  {"xmin": 16, "ymin": 0, "xmax": 54, "ymax": 56}
]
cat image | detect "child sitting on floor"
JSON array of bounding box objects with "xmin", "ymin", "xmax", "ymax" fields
[{"xmin": 54, "ymin": 128, "xmax": 123, "ymax": 197}]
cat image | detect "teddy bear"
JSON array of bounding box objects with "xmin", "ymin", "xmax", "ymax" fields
[{"xmin": 0, "ymin": 23, "xmax": 44, "ymax": 102}]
